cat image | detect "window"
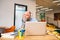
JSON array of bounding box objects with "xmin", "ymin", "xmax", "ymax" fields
[{"xmin": 14, "ymin": 3, "xmax": 27, "ymax": 29}]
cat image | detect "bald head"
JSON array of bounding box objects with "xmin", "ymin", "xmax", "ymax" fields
[
  {"xmin": 22, "ymin": 11, "xmax": 31, "ymax": 21},
  {"xmin": 24, "ymin": 11, "xmax": 31, "ymax": 18},
  {"xmin": 24, "ymin": 11, "xmax": 31, "ymax": 16}
]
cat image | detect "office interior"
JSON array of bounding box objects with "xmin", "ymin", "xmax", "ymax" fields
[{"xmin": 0, "ymin": 0, "xmax": 60, "ymax": 40}]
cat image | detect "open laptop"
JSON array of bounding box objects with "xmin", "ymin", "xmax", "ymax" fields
[{"xmin": 25, "ymin": 22, "xmax": 46, "ymax": 35}]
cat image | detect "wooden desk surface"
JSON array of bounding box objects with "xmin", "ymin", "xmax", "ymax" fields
[{"xmin": 0, "ymin": 35, "xmax": 59, "ymax": 40}]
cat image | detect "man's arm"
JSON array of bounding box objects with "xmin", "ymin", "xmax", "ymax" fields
[{"xmin": 30, "ymin": 18, "xmax": 38, "ymax": 22}]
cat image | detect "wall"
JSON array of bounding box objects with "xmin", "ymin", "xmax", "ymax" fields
[
  {"xmin": 54, "ymin": 9, "xmax": 60, "ymax": 28},
  {"xmin": 45, "ymin": 10, "xmax": 60, "ymax": 28},
  {"xmin": 0, "ymin": 0, "xmax": 14, "ymax": 28},
  {"xmin": 0, "ymin": 0, "xmax": 36, "ymax": 27},
  {"xmin": 54, "ymin": 10, "xmax": 60, "ymax": 28},
  {"xmin": 46, "ymin": 11, "xmax": 58, "ymax": 26},
  {"xmin": 45, "ymin": 11, "xmax": 54, "ymax": 18},
  {"xmin": 45, "ymin": 11, "xmax": 57, "ymax": 26}
]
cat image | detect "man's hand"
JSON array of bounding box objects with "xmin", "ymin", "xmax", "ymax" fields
[{"xmin": 22, "ymin": 16, "xmax": 27, "ymax": 22}]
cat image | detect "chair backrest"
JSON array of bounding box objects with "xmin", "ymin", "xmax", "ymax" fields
[
  {"xmin": 4, "ymin": 26, "xmax": 15, "ymax": 33},
  {"xmin": 0, "ymin": 28, "xmax": 5, "ymax": 33}
]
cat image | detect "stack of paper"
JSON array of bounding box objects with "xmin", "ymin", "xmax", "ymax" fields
[{"xmin": 1, "ymin": 32, "xmax": 15, "ymax": 38}]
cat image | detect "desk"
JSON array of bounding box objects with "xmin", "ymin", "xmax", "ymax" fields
[{"xmin": 0, "ymin": 35, "xmax": 59, "ymax": 40}]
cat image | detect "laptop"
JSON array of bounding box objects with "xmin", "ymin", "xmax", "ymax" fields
[{"xmin": 25, "ymin": 22, "xmax": 46, "ymax": 35}]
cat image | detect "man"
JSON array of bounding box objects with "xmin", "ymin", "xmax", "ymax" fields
[
  {"xmin": 19, "ymin": 11, "xmax": 37, "ymax": 36},
  {"xmin": 15, "ymin": 11, "xmax": 37, "ymax": 33},
  {"xmin": 16, "ymin": 11, "xmax": 37, "ymax": 30},
  {"xmin": 21, "ymin": 11, "xmax": 37, "ymax": 29},
  {"xmin": 22, "ymin": 11, "xmax": 37, "ymax": 23}
]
